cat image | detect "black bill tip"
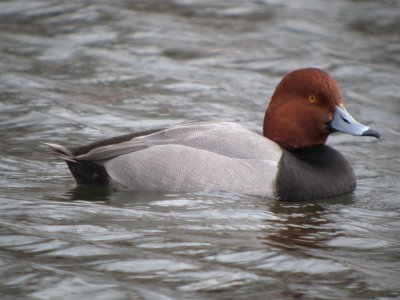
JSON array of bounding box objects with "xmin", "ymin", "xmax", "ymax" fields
[{"xmin": 362, "ymin": 128, "xmax": 380, "ymax": 139}]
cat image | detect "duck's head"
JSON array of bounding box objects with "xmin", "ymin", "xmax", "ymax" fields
[{"xmin": 263, "ymin": 68, "xmax": 380, "ymax": 150}]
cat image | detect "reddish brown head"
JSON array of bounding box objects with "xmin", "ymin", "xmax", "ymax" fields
[{"xmin": 263, "ymin": 68, "xmax": 345, "ymax": 149}]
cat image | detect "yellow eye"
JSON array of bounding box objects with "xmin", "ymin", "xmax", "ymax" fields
[{"xmin": 308, "ymin": 94, "xmax": 318, "ymax": 103}]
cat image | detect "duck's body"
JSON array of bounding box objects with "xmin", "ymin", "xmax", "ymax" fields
[{"xmin": 47, "ymin": 68, "xmax": 379, "ymax": 201}]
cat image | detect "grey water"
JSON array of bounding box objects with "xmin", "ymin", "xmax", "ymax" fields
[{"xmin": 1, "ymin": 0, "xmax": 400, "ymax": 299}]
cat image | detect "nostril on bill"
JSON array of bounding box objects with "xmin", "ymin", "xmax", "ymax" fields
[{"xmin": 341, "ymin": 116, "xmax": 351, "ymax": 124}]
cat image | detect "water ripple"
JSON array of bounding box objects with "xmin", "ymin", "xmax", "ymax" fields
[{"xmin": 1, "ymin": 0, "xmax": 399, "ymax": 299}]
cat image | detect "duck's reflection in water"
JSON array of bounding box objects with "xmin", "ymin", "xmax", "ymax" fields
[{"xmin": 260, "ymin": 195, "xmax": 354, "ymax": 251}]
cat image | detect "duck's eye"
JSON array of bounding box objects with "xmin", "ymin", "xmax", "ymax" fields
[{"xmin": 308, "ymin": 94, "xmax": 318, "ymax": 103}]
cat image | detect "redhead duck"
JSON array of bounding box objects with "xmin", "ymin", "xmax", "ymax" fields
[{"xmin": 46, "ymin": 68, "xmax": 379, "ymax": 201}]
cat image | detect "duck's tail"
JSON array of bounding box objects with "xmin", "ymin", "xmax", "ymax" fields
[
  {"xmin": 44, "ymin": 143, "xmax": 77, "ymax": 162},
  {"xmin": 45, "ymin": 143, "xmax": 109, "ymax": 187}
]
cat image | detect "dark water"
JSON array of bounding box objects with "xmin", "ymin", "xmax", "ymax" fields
[{"xmin": 1, "ymin": 0, "xmax": 400, "ymax": 299}]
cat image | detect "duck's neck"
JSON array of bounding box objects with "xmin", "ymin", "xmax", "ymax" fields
[{"xmin": 275, "ymin": 145, "xmax": 356, "ymax": 201}]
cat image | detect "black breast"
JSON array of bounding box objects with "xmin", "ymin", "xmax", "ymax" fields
[{"xmin": 275, "ymin": 145, "xmax": 356, "ymax": 201}]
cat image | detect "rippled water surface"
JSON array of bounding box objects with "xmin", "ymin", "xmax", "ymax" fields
[{"xmin": 1, "ymin": 0, "xmax": 400, "ymax": 299}]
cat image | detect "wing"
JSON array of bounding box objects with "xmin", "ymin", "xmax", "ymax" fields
[{"xmin": 75, "ymin": 122, "xmax": 282, "ymax": 162}]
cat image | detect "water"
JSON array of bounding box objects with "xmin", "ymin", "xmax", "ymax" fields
[{"xmin": 1, "ymin": 0, "xmax": 399, "ymax": 299}]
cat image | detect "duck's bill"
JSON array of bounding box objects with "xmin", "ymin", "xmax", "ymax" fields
[{"xmin": 328, "ymin": 106, "xmax": 380, "ymax": 138}]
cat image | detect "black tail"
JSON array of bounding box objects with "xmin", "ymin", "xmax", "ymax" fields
[
  {"xmin": 45, "ymin": 128, "xmax": 166, "ymax": 188},
  {"xmin": 45, "ymin": 143, "xmax": 109, "ymax": 187}
]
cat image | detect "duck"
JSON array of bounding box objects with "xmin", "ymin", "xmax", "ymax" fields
[{"xmin": 46, "ymin": 68, "xmax": 380, "ymax": 201}]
